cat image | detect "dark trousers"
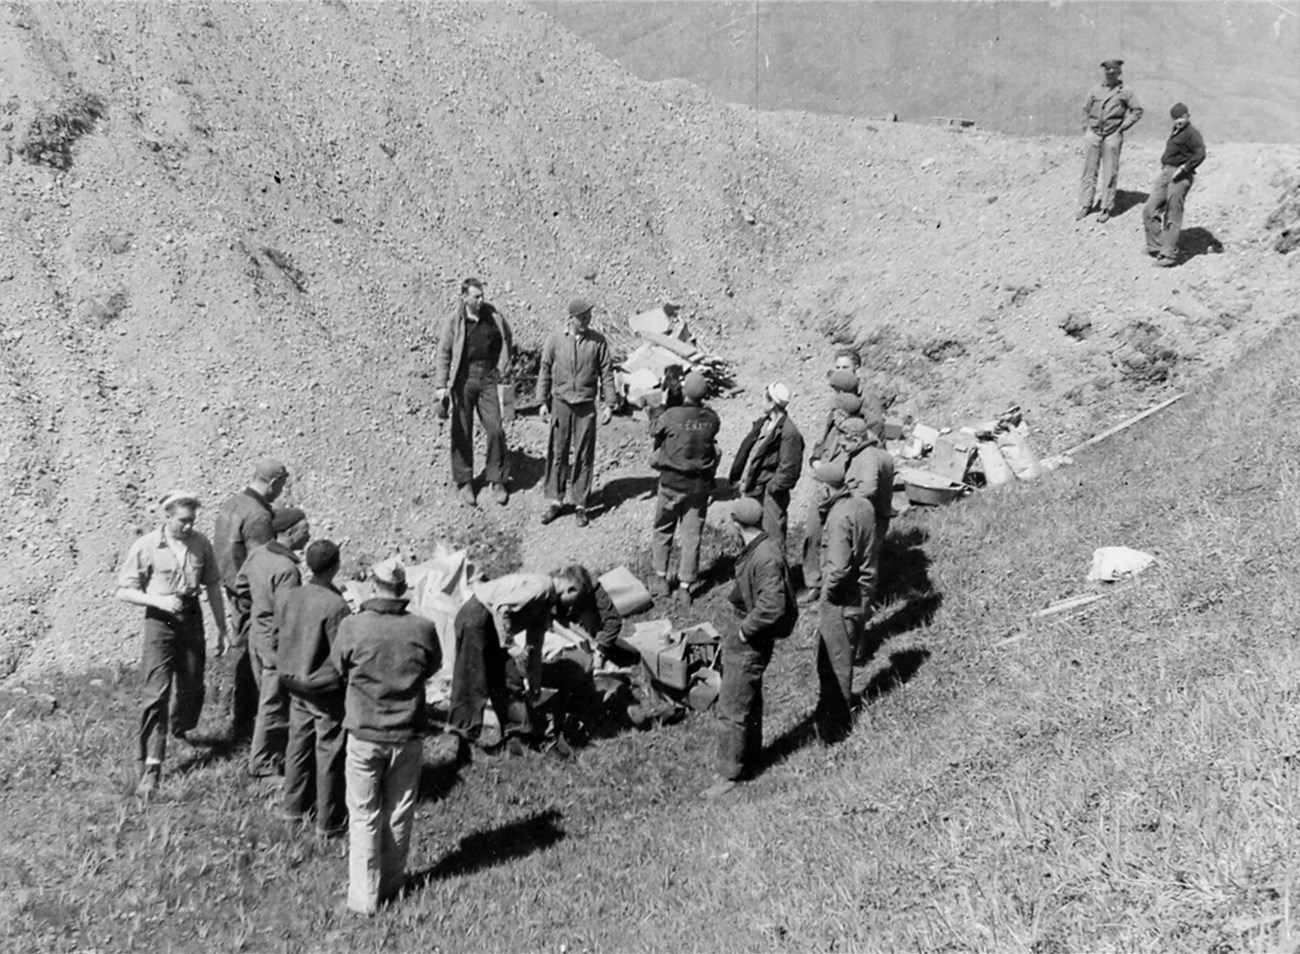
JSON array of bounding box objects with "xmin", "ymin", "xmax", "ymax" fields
[
  {"xmin": 545, "ymin": 399, "xmax": 597, "ymax": 509},
  {"xmin": 139, "ymin": 603, "xmax": 206, "ymax": 764},
  {"xmin": 284, "ymin": 689, "xmax": 347, "ymax": 834},
  {"xmin": 450, "ymin": 364, "xmax": 506, "ymax": 487},
  {"xmin": 226, "ymin": 585, "xmax": 258, "ymax": 738},
  {"xmin": 1144, "ymin": 165, "xmax": 1193, "ymax": 259},
  {"xmin": 717, "ymin": 629, "xmax": 775, "ymax": 781},
  {"xmin": 250, "ymin": 645, "xmax": 288, "ymax": 776},
  {"xmin": 753, "ymin": 487, "xmax": 791, "ymax": 556},
  {"xmin": 448, "ymin": 596, "xmax": 534, "ymax": 742},
  {"xmin": 814, "ymin": 602, "xmax": 865, "ymax": 741},
  {"xmin": 651, "ymin": 483, "xmax": 709, "ymax": 584}
]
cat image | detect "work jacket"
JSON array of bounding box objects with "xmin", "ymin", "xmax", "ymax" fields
[
  {"xmin": 729, "ymin": 412, "xmax": 804, "ymax": 497},
  {"xmin": 1082, "ymin": 82, "xmax": 1142, "ymax": 137},
  {"xmin": 433, "ymin": 302, "xmax": 513, "ymax": 390},
  {"xmin": 213, "ymin": 487, "xmax": 274, "ymax": 590},
  {"xmin": 536, "ymin": 324, "xmax": 616, "ymax": 408},
  {"xmin": 819, "ymin": 489, "xmax": 877, "ymax": 609},
  {"xmin": 234, "ymin": 541, "xmax": 301, "ymax": 655},
  {"xmin": 729, "ymin": 532, "xmax": 797, "ymax": 642},
  {"xmin": 277, "ymin": 579, "xmax": 350, "ymax": 694},
  {"xmin": 651, "ymin": 402, "xmax": 721, "ymax": 493},
  {"xmin": 845, "ymin": 442, "xmax": 896, "ymax": 524}
]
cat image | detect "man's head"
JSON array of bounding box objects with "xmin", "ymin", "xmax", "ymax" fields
[
  {"xmin": 272, "ymin": 506, "xmax": 310, "ymax": 550},
  {"xmin": 730, "ymin": 496, "xmax": 764, "ymax": 541},
  {"xmin": 305, "ymin": 539, "xmax": 341, "ymax": 582},
  {"xmin": 553, "ymin": 565, "xmax": 592, "ymax": 608},
  {"xmin": 765, "ymin": 382, "xmax": 790, "ymax": 415},
  {"xmin": 1170, "ymin": 102, "xmax": 1190, "ymax": 131},
  {"xmin": 462, "ymin": 278, "xmax": 485, "ymax": 317},
  {"xmin": 1101, "ymin": 59, "xmax": 1123, "ymax": 84},
  {"xmin": 371, "ymin": 556, "xmax": 407, "ymax": 598},
  {"xmin": 160, "ymin": 491, "xmax": 200, "ymax": 539},
  {"xmin": 832, "ymin": 349, "xmax": 861, "ymax": 375},
  {"xmin": 567, "ymin": 298, "xmax": 593, "ymax": 332},
  {"xmin": 682, "ymin": 371, "xmax": 709, "ymax": 405},
  {"xmin": 252, "ymin": 458, "xmax": 290, "ymax": 502}
]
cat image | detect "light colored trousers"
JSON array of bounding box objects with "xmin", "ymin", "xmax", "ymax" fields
[
  {"xmin": 345, "ymin": 735, "xmax": 422, "ymax": 914},
  {"xmin": 1079, "ymin": 129, "xmax": 1124, "ymax": 213}
]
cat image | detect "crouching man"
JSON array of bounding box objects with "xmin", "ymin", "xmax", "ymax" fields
[
  {"xmin": 702, "ymin": 497, "xmax": 798, "ymax": 799},
  {"xmin": 332, "ymin": 558, "xmax": 442, "ymax": 916}
]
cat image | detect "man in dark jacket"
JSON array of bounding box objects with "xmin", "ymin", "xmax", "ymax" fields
[
  {"xmin": 433, "ymin": 278, "xmax": 515, "ymax": 507},
  {"xmin": 234, "ymin": 507, "xmax": 310, "ymax": 779},
  {"xmin": 277, "ymin": 539, "xmax": 351, "ymax": 838},
  {"xmin": 332, "ymin": 557, "xmax": 441, "ymax": 916},
  {"xmin": 214, "ymin": 457, "xmax": 289, "ymax": 737},
  {"xmin": 812, "ymin": 461, "xmax": 876, "ymax": 744},
  {"xmin": 1144, "ymin": 103, "xmax": 1207, "ymax": 267},
  {"xmin": 537, "ymin": 298, "xmax": 617, "ymax": 528},
  {"xmin": 649, "ymin": 370, "xmax": 721, "ymax": 606},
  {"xmin": 702, "ymin": 496, "xmax": 797, "ymax": 799},
  {"xmin": 728, "ymin": 382, "xmax": 804, "ymax": 555},
  {"xmin": 845, "ymin": 419, "xmax": 895, "ymax": 608}
]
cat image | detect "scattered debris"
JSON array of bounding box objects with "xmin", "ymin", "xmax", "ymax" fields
[
  {"xmin": 617, "ymin": 304, "xmax": 735, "ymax": 410},
  {"xmin": 1086, "ymin": 546, "xmax": 1155, "ymax": 582}
]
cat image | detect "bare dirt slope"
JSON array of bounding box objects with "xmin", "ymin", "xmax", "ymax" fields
[{"xmin": 0, "ymin": 1, "xmax": 1296, "ymax": 680}]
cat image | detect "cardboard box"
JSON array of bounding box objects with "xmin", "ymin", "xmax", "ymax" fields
[{"xmin": 618, "ymin": 621, "xmax": 719, "ymax": 691}]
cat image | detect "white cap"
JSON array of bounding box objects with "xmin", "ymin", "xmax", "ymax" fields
[{"xmin": 766, "ymin": 382, "xmax": 791, "ymax": 408}]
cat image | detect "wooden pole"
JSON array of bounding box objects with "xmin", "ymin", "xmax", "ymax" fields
[{"xmin": 1062, "ymin": 393, "xmax": 1185, "ymax": 458}]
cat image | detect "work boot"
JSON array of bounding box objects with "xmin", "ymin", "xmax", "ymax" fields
[
  {"xmin": 1097, "ymin": 210, "xmax": 1111, "ymax": 223},
  {"xmin": 492, "ymin": 483, "xmax": 509, "ymax": 505},
  {"xmin": 648, "ymin": 574, "xmax": 670, "ymax": 599},
  {"xmin": 1153, "ymin": 254, "xmax": 1177, "ymax": 268},
  {"xmin": 136, "ymin": 765, "xmax": 161, "ymax": 798},
  {"xmin": 540, "ymin": 502, "xmax": 563, "ymax": 525},
  {"xmin": 458, "ymin": 483, "xmax": 477, "ymax": 507},
  {"xmin": 575, "ymin": 508, "xmax": 590, "ymax": 528},
  {"xmin": 674, "ymin": 585, "xmax": 693, "ymax": 608}
]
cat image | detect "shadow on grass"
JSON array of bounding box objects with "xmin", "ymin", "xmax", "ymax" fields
[
  {"xmin": 170, "ymin": 735, "xmax": 244, "ymax": 777},
  {"xmin": 418, "ymin": 759, "xmax": 461, "ymax": 804},
  {"xmin": 409, "ymin": 809, "xmax": 564, "ymax": 885}
]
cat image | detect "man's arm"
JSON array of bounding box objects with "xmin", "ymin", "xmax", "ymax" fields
[
  {"xmin": 729, "ymin": 421, "xmax": 758, "ymax": 485},
  {"xmin": 1120, "ymin": 89, "xmax": 1143, "ymax": 132},
  {"xmin": 535, "ymin": 334, "xmax": 555, "ymax": 410},
  {"xmin": 1181, "ymin": 128, "xmax": 1207, "ymax": 176},
  {"xmin": 598, "ymin": 337, "xmax": 617, "ymax": 420},
  {"xmin": 740, "ymin": 551, "xmax": 788, "ymax": 639},
  {"xmin": 433, "ymin": 313, "xmax": 456, "ymax": 393},
  {"xmin": 771, "ymin": 422, "xmax": 804, "ymax": 492},
  {"xmin": 115, "ymin": 540, "xmax": 183, "ymax": 615},
  {"xmin": 819, "ymin": 508, "xmax": 851, "ymax": 603},
  {"xmin": 205, "ymin": 583, "xmax": 229, "ymax": 655}
]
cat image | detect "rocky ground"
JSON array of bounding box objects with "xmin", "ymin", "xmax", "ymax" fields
[{"xmin": 1, "ymin": 1, "xmax": 1297, "ymax": 680}]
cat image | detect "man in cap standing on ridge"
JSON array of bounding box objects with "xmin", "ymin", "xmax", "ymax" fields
[
  {"xmin": 116, "ymin": 490, "xmax": 228, "ymax": 797},
  {"xmin": 235, "ymin": 506, "xmax": 311, "ymax": 781},
  {"xmin": 433, "ymin": 277, "xmax": 515, "ymax": 508},
  {"xmin": 536, "ymin": 297, "xmax": 616, "ymax": 528},
  {"xmin": 729, "ymin": 382, "xmax": 804, "ymax": 556},
  {"xmin": 1077, "ymin": 59, "xmax": 1143, "ymax": 222},
  {"xmin": 214, "ymin": 457, "xmax": 289, "ymax": 739},
  {"xmin": 1144, "ymin": 102, "xmax": 1207, "ymax": 267}
]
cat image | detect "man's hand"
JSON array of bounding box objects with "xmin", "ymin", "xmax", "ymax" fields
[
  {"xmin": 600, "ymin": 405, "xmax": 613, "ymax": 426},
  {"xmin": 539, "ymin": 402, "xmax": 550, "ymax": 422},
  {"xmin": 215, "ymin": 629, "xmax": 228, "ymax": 657},
  {"xmin": 154, "ymin": 594, "xmax": 183, "ymax": 615}
]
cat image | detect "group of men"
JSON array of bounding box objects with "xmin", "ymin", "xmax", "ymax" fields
[{"xmin": 1076, "ymin": 58, "xmax": 1207, "ymax": 267}]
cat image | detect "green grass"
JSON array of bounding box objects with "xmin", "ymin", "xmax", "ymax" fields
[{"xmin": 5, "ymin": 325, "xmax": 1300, "ymax": 951}]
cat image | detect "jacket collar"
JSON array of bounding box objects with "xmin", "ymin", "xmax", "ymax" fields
[
  {"xmin": 242, "ymin": 486, "xmax": 272, "ymax": 510},
  {"xmin": 265, "ymin": 540, "xmax": 300, "ymax": 562},
  {"xmin": 308, "ymin": 578, "xmax": 341, "ymax": 595},
  {"xmin": 737, "ymin": 530, "xmax": 770, "ymax": 562},
  {"xmin": 360, "ymin": 597, "xmax": 410, "ymax": 615}
]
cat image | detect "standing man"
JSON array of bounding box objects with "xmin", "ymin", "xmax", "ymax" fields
[
  {"xmin": 214, "ymin": 457, "xmax": 289, "ymax": 739},
  {"xmin": 701, "ymin": 497, "xmax": 797, "ymax": 799},
  {"xmin": 116, "ymin": 491, "xmax": 228, "ymax": 797},
  {"xmin": 1144, "ymin": 103, "xmax": 1207, "ymax": 267},
  {"xmin": 332, "ymin": 558, "xmax": 441, "ymax": 916},
  {"xmin": 235, "ymin": 507, "xmax": 310, "ymax": 781},
  {"xmin": 649, "ymin": 370, "xmax": 721, "ymax": 606},
  {"xmin": 537, "ymin": 298, "xmax": 616, "ymax": 528},
  {"xmin": 811, "ymin": 462, "xmax": 876, "ymax": 745},
  {"xmin": 433, "ymin": 278, "xmax": 514, "ymax": 508},
  {"xmin": 445, "ymin": 568, "xmax": 587, "ymax": 759},
  {"xmin": 1077, "ymin": 59, "xmax": 1143, "ymax": 222},
  {"xmin": 277, "ymin": 539, "xmax": 351, "ymax": 839},
  {"xmin": 728, "ymin": 383, "xmax": 804, "ymax": 556}
]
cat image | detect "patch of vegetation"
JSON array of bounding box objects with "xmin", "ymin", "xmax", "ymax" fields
[
  {"xmin": 19, "ymin": 91, "xmax": 107, "ymax": 171},
  {"xmin": 1114, "ymin": 320, "xmax": 1178, "ymax": 385}
]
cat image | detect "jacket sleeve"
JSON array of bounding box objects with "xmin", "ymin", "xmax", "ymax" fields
[
  {"xmin": 423, "ymin": 621, "xmax": 443, "ymax": 678},
  {"xmin": 244, "ymin": 510, "xmax": 273, "ymax": 549},
  {"xmin": 771, "ymin": 421, "xmax": 804, "ymax": 492},
  {"xmin": 330, "ymin": 622, "xmax": 352, "ymax": 684},
  {"xmin": 536, "ymin": 333, "xmax": 554, "ymax": 406},
  {"xmin": 267, "ymin": 567, "xmax": 302, "ymax": 653},
  {"xmin": 592, "ymin": 583, "xmax": 623, "ymax": 648},
  {"xmin": 433, "ymin": 313, "xmax": 456, "ymax": 389},
  {"xmin": 1120, "ymin": 88, "xmax": 1143, "ymax": 131},
  {"xmin": 740, "ymin": 551, "xmax": 790, "ymax": 639},
  {"xmin": 496, "ymin": 309, "xmax": 514, "ymax": 377},
  {"xmin": 706, "ymin": 412, "xmax": 722, "ymax": 477},
  {"xmin": 1081, "ymin": 90, "xmax": 1095, "ymax": 128},
  {"xmin": 599, "ymin": 337, "xmax": 617, "ymax": 409},
  {"xmin": 729, "ymin": 421, "xmax": 758, "ymax": 484},
  {"xmin": 819, "ymin": 505, "xmax": 851, "ymax": 602},
  {"xmin": 1184, "ymin": 128, "xmax": 1207, "ymax": 173}
]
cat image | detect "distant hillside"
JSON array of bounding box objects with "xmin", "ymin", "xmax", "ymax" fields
[{"xmin": 535, "ymin": 1, "xmax": 1300, "ymax": 142}]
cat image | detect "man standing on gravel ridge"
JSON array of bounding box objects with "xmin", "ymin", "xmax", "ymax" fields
[
  {"xmin": 116, "ymin": 491, "xmax": 228, "ymax": 797},
  {"xmin": 214, "ymin": 457, "xmax": 289, "ymax": 739},
  {"xmin": 433, "ymin": 277, "xmax": 515, "ymax": 508},
  {"xmin": 537, "ymin": 298, "xmax": 616, "ymax": 528},
  {"xmin": 1144, "ymin": 102, "xmax": 1206, "ymax": 268},
  {"xmin": 1077, "ymin": 59, "xmax": 1143, "ymax": 223}
]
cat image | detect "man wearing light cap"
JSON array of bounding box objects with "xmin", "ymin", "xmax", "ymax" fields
[
  {"xmin": 1078, "ymin": 59, "xmax": 1143, "ymax": 222},
  {"xmin": 234, "ymin": 506, "xmax": 310, "ymax": 780},
  {"xmin": 214, "ymin": 457, "xmax": 289, "ymax": 739},
  {"xmin": 648, "ymin": 370, "xmax": 721, "ymax": 605},
  {"xmin": 1144, "ymin": 102, "xmax": 1207, "ymax": 267},
  {"xmin": 702, "ymin": 495, "xmax": 798, "ymax": 799},
  {"xmin": 332, "ymin": 557, "xmax": 441, "ymax": 915},
  {"xmin": 536, "ymin": 297, "xmax": 616, "ymax": 528},
  {"xmin": 116, "ymin": 491, "xmax": 228, "ymax": 796},
  {"xmin": 811, "ymin": 460, "xmax": 876, "ymax": 744},
  {"xmin": 728, "ymin": 382, "xmax": 804, "ymax": 555}
]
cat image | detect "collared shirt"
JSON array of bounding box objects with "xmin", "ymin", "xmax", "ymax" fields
[
  {"xmin": 1160, "ymin": 122, "xmax": 1206, "ymax": 172},
  {"xmin": 117, "ymin": 526, "xmax": 219, "ymax": 598},
  {"xmin": 472, "ymin": 573, "xmax": 557, "ymax": 644},
  {"xmin": 536, "ymin": 324, "xmax": 616, "ymax": 408},
  {"xmin": 1082, "ymin": 81, "xmax": 1142, "ymax": 136}
]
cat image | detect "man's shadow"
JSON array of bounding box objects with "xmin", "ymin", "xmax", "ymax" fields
[
  {"xmin": 589, "ymin": 475, "xmax": 658, "ymax": 517},
  {"xmin": 407, "ymin": 809, "xmax": 564, "ymax": 888},
  {"xmin": 1179, "ymin": 226, "xmax": 1224, "ymax": 261},
  {"xmin": 506, "ymin": 445, "xmax": 546, "ymax": 493},
  {"xmin": 1111, "ymin": 189, "xmax": 1147, "ymax": 217}
]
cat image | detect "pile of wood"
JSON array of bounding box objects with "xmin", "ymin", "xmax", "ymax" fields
[{"xmin": 618, "ymin": 305, "xmax": 735, "ymax": 410}]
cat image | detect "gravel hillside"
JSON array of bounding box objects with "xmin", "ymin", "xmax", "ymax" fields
[{"xmin": 1, "ymin": 1, "xmax": 1297, "ymax": 679}]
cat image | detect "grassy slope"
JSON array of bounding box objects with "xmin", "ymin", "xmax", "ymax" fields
[{"xmin": 4, "ymin": 332, "xmax": 1300, "ymax": 950}]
